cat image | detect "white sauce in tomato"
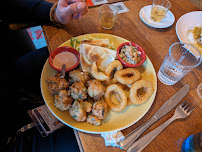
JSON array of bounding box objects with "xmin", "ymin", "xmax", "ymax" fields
[{"xmin": 53, "ymin": 52, "xmax": 77, "ymax": 69}]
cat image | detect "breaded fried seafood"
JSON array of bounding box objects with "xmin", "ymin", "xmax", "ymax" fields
[
  {"xmin": 114, "ymin": 68, "xmax": 140, "ymax": 85},
  {"xmin": 46, "ymin": 73, "xmax": 69, "ymax": 95},
  {"xmin": 105, "ymin": 60, "xmax": 123, "ymax": 84},
  {"xmin": 55, "ymin": 90, "xmax": 73, "ymax": 111},
  {"xmin": 87, "ymin": 114, "xmax": 101, "ymax": 126},
  {"xmin": 91, "ymin": 62, "xmax": 109, "ymax": 81},
  {"xmin": 69, "ymin": 69, "xmax": 90, "ymax": 84},
  {"xmin": 104, "ymin": 84, "xmax": 127, "ymax": 112},
  {"xmin": 82, "ymin": 100, "xmax": 93, "ymax": 113},
  {"xmin": 92, "ymin": 99, "xmax": 108, "ymax": 119},
  {"xmin": 88, "ymin": 80, "xmax": 105, "ymax": 101},
  {"xmin": 70, "ymin": 81, "xmax": 88, "ymax": 101},
  {"xmin": 69, "ymin": 100, "xmax": 87, "ymax": 121},
  {"xmin": 129, "ymin": 80, "xmax": 153, "ymax": 105}
]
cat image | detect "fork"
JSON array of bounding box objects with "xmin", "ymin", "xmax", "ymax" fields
[{"xmin": 127, "ymin": 100, "xmax": 194, "ymax": 152}]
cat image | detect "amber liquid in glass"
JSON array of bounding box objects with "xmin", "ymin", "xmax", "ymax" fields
[
  {"xmin": 150, "ymin": 5, "xmax": 167, "ymax": 22},
  {"xmin": 100, "ymin": 11, "xmax": 116, "ymax": 29}
]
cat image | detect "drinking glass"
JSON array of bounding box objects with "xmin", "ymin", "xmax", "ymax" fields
[
  {"xmin": 158, "ymin": 42, "xmax": 201, "ymax": 85},
  {"xmin": 99, "ymin": 4, "xmax": 118, "ymax": 29},
  {"xmin": 150, "ymin": 0, "xmax": 171, "ymax": 22}
]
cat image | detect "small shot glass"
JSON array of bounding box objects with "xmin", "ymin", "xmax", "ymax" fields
[
  {"xmin": 150, "ymin": 0, "xmax": 171, "ymax": 22},
  {"xmin": 99, "ymin": 4, "xmax": 118, "ymax": 29}
]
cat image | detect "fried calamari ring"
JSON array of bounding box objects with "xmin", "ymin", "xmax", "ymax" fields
[
  {"xmin": 105, "ymin": 60, "xmax": 123, "ymax": 84},
  {"xmin": 129, "ymin": 80, "xmax": 153, "ymax": 105},
  {"xmin": 114, "ymin": 68, "xmax": 140, "ymax": 85},
  {"xmin": 91, "ymin": 62, "xmax": 109, "ymax": 81},
  {"xmin": 104, "ymin": 84, "xmax": 127, "ymax": 112}
]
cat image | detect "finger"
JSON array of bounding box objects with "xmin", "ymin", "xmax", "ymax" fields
[
  {"xmin": 65, "ymin": 2, "xmax": 86, "ymax": 15},
  {"xmin": 72, "ymin": 12, "xmax": 80, "ymax": 19},
  {"xmin": 70, "ymin": 0, "xmax": 85, "ymax": 3},
  {"xmin": 72, "ymin": 12, "xmax": 81, "ymax": 19}
]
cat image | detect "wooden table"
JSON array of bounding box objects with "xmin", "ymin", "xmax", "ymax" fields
[{"xmin": 43, "ymin": 0, "xmax": 202, "ymax": 151}]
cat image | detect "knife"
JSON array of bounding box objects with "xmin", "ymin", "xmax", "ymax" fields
[{"xmin": 118, "ymin": 84, "xmax": 190, "ymax": 150}]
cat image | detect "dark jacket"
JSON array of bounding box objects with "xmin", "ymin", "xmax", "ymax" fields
[{"xmin": 0, "ymin": 0, "xmax": 53, "ymax": 24}]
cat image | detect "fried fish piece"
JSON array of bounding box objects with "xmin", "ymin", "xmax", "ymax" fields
[
  {"xmin": 69, "ymin": 81, "xmax": 88, "ymax": 101},
  {"xmin": 87, "ymin": 115, "xmax": 101, "ymax": 126},
  {"xmin": 92, "ymin": 99, "xmax": 108, "ymax": 120},
  {"xmin": 69, "ymin": 100, "xmax": 87, "ymax": 122},
  {"xmin": 46, "ymin": 73, "xmax": 69, "ymax": 95},
  {"xmin": 69, "ymin": 69, "xmax": 90, "ymax": 84},
  {"xmin": 55, "ymin": 90, "xmax": 73, "ymax": 111},
  {"xmin": 88, "ymin": 80, "xmax": 105, "ymax": 101},
  {"xmin": 82, "ymin": 100, "xmax": 93, "ymax": 113}
]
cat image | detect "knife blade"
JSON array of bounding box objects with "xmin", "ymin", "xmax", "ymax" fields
[
  {"xmin": 118, "ymin": 84, "xmax": 190, "ymax": 150},
  {"xmin": 154, "ymin": 84, "xmax": 190, "ymax": 119}
]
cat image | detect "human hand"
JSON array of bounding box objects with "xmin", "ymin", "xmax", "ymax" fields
[{"xmin": 54, "ymin": 0, "xmax": 88, "ymax": 25}]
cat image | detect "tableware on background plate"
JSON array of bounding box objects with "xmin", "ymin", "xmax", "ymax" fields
[
  {"xmin": 176, "ymin": 11, "xmax": 202, "ymax": 54},
  {"xmin": 158, "ymin": 42, "xmax": 201, "ymax": 85},
  {"xmin": 127, "ymin": 100, "xmax": 194, "ymax": 152},
  {"xmin": 117, "ymin": 42, "xmax": 146, "ymax": 68},
  {"xmin": 49, "ymin": 46, "xmax": 80, "ymax": 72},
  {"xmin": 150, "ymin": 0, "xmax": 171, "ymax": 22},
  {"xmin": 99, "ymin": 4, "xmax": 118, "ymax": 29},
  {"xmin": 139, "ymin": 5, "xmax": 175, "ymax": 28},
  {"xmin": 41, "ymin": 33, "xmax": 157, "ymax": 134},
  {"xmin": 118, "ymin": 84, "xmax": 190, "ymax": 150}
]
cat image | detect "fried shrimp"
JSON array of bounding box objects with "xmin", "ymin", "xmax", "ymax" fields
[
  {"xmin": 69, "ymin": 69, "xmax": 90, "ymax": 84},
  {"xmin": 90, "ymin": 62, "xmax": 109, "ymax": 81},
  {"xmin": 69, "ymin": 100, "xmax": 87, "ymax": 121},
  {"xmin": 129, "ymin": 80, "xmax": 153, "ymax": 105},
  {"xmin": 88, "ymin": 80, "xmax": 105, "ymax": 101},
  {"xmin": 105, "ymin": 60, "xmax": 123, "ymax": 84},
  {"xmin": 69, "ymin": 81, "xmax": 88, "ymax": 101},
  {"xmin": 114, "ymin": 68, "xmax": 140, "ymax": 85},
  {"xmin": 54, "ymin": 90, "xmax": 73, "ymax": 111},
  {"xmin": 104, "ymin": 84, "xmax": 127, "ymax": 112}
]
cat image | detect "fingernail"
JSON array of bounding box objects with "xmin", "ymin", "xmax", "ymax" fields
[{"xmin": 77, "ymin": 3, "xmax": 85, "ymax": 10}]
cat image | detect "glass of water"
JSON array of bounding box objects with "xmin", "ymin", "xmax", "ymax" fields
[{"xmin": 158, "ymin": 42, "xmax": 201, "ymax": 85}]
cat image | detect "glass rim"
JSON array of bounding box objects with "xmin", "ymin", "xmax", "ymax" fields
[
  {"xmin": 168, "ymin": 42, "xmax": 202, "ymax": 68},
  {"xmin": 99, "ymin": 4, "xmax": 118, "ymax": 15},
  {"xmin": 152, "ymin": 0, "xmax": 171, "ymax": 9}
]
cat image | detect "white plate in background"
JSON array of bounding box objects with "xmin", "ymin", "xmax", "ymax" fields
[
  {"xmin": 139, "ymin": 5, "xmax": 175, "ymax": 28},
  {"xmin": 176, "ymin": 11, "xmax": 202, "ymax": 44}
]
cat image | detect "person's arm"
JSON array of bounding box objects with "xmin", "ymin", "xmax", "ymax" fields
[
  {"xmin": 0, "ymin": 0, "xmax": 88, "ymax": 26},
  {"xmin": 1, "ymin": 0, "xmax": 53, "ymax": 24}
]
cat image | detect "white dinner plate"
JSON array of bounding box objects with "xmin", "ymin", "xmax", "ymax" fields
[
  {"xmin": 139, "ymin": 5, "xmax": 175, "ymax": 28},
  {"xmin": 176, "ymin": 11, "xmax": 202, "ymax": 53}
]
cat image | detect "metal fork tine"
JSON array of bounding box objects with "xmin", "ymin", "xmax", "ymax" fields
[
  {"xmin": 184, "ymin": 102, "xmax": 190, "ymax": 110},
  {"xmin": 185, "ymin": 104, "xmax": 192, "ymax": 113},
  {"xmin": 187, "ymin": 107, "xmax": 194, "ymax": 115},
  {"xmin": 180, "ymin": 100, "xmax": 188, "ymax": 107}
]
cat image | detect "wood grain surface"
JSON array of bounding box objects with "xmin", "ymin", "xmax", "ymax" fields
[{"xmin": 42, "ymin": 0, "xmax": 202, "ymax": 151}]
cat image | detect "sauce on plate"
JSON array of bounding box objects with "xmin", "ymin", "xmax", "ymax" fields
[{"xmin": 53, "ymin": 52, "xmax": 77, "ymax": 69}]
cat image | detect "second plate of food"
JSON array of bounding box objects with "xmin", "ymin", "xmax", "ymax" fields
[{"xmin": 41, "ymin": 33, "xmax": 157, "ymax": 134}]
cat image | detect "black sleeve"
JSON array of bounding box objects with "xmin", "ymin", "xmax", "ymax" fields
[{"xmin": 0, "ymin": 0, "xmax": 54, "ymax": 24}]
